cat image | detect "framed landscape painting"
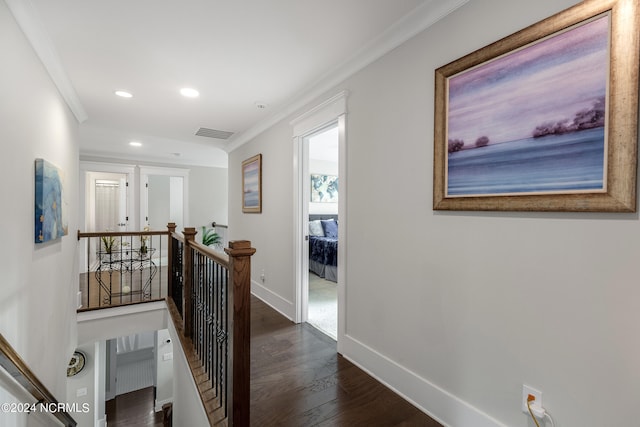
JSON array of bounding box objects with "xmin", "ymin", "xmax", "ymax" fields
[
  {"xmin": 433, "ymin": 0, "xmax": 639, "ymax": 212},
  {"xmin": 242, "ymin": 154, "xmax": 262, "ymax": 213}
]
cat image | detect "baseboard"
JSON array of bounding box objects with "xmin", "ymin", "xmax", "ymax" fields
[
  {"xmin": 96, "ymin": 417, "xmax": 106, "ymax": 427},
  {"xmin": 341, "ymin": 334, "xmax": 507, "ymax": 427},
  {"xmin": 155, "ymin": 397, "xmax": 173, "ymax": 413},
  {"xmin": 251, "ymin": 280, "xmax": 295, "ymax": 321}
]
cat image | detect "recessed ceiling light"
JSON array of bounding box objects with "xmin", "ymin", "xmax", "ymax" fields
[
  {"xmin": 129, "ymin": 141, "xmax": 142, "ymax": 147},
  {"xmin": 180, "ymin": 88, "xmax": 199, "ymax": 98},
  {"xmin": 115, "ymin": 90, "xmax": 133, "ymax": 98}
]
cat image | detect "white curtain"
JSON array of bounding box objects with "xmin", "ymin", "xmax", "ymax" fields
[{"xmin": 95, "ymin": 181, "xmax": 120, "ymax": 231}]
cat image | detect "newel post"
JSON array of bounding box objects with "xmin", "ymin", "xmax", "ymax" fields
[
  {"xmin": 224, "ymin": 240, "xmax": 256, "ymax": 427},
  {"xmin": 182, "ymin": 227, "xmax": 197, "ymax": 338},
  {"xmin": 166, "ymin": 223, "xmax": 176, "ymax": 298}
]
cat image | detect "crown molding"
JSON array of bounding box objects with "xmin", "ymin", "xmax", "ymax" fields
[
  {"xmin": 6, "ymin": 0, "xmax": 88, "ymax": 123},
  {"xmin": 225, "ymin": 0, "xmax": 470, "ymax": 153}
]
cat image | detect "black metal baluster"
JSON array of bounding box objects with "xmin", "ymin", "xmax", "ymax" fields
[
  {"xmin": 200, "ymin": 253, "xmax": 205, "ymax": 359},
  {"xmin": 204, "ymin": 257, "xmax": 209, "ymax": 381},
  {"xmin": 198, "ymin": 252, "xmax": 203, "ymax": 358},
  {"xmin": 86, "ymin": 237, "xmax": 90, "ymax": 309},
  {"xmin": 194, "ymin": 252, "xmax": 200, "ymax": 354},
  {"xmin": 209, "ymin": 259, "xmax": 214, "ymax": 384},
  {"xmin": 190, "ymin": 247, "xmax": 195, "ymax": 341},
  {"xmin": 172, "ymin": 238, "xmax": 183, "ymax": 316},
  {"xmin": 223, "ymin": 264, "xmax": 228, "ymax": 416},
  {"xmin": 204, "ymin": 257, "xmax": 212, "ymax": 380},
  {"xmin": 214, "ymin": 260, "xmax": 220, "ymax": 400}
]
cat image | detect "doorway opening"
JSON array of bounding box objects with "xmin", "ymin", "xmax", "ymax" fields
[
  {"xmin": 80, "ymin": 162, "xmax": 136, "ymax": 278},
  {"xmin": 104, "ymin": 329, "xmax": 174, "ymax": 425},
  {"xmin": 293, "ymin": 90, "xmax": 348, "ymax": 349},
  {"xmin": 139, "ymin": 166, "xmax": 189, "ymax": 233},
  {"xmin": 306, "ymin": 124, "xmax": 339, "ymax": 339},
  {"xmin": 87, "ymin": 172, "xmax": 129, "ymax": 233}
]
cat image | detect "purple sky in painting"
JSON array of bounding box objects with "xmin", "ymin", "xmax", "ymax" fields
[{"xmin": 448, "ymin": 15, "xmax": 609, "ymax": 145}]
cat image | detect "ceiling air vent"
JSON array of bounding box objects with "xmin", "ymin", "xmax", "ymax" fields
[{"xmin": 195, "ymin": 127, "xmax": 234, "ymax": 140}]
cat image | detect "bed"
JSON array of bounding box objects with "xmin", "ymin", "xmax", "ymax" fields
[{"xmin": 308, "ymin": 214, "xmax": 338, "ymax": 282}]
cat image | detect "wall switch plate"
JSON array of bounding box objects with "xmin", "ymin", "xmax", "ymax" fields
[
  {"xmin": 163, "ymin": 352, "xmax": 173, "ymax": 361},
  {"xmin": 77, "ymin": 387, "xmax": 87, "ymax": 397},
  {"xmin": 522, "ymin": 385, "xmax": 542, "ymax": 413}
]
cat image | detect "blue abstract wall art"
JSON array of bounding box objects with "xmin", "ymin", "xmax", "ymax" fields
[
  {"xmin": 35, "ymin": 158, "xmax": 67, "ymax": 243},
  {"xmin": 311, "ymin": 174, "xmax": 338, "ymax": 203}
]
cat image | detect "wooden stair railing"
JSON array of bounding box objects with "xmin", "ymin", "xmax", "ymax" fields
[
  {"xmin": 0, "ymin": 333, "xmax": 77, "ymax": 426},
  {"xmin": 168, "ymin": 227, "xmax": 255, "ymax": 426},
  {"xmin": 75, "ymin": 224, "xmax": 254, "ymax": 425}
]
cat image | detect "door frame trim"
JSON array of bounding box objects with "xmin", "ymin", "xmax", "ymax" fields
[{"xmin": 291, "ymin": 91, "xmax": 348, "ymax": 350}]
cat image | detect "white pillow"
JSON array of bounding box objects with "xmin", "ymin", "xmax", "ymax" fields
[{"xmin": 309, "ymin": 220, "xmax": 325, "ymax": 237}]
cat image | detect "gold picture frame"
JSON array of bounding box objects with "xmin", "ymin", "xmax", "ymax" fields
[
  {"xmin": 242, "ymin": 154, "xmax": 262, "ymax": 213},
  {"xmin": 433, "ymin": 0, "xmax": 639, "ymax": 212}
]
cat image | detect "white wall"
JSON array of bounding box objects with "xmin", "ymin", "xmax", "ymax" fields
[
  {"xmin": 189, "ymin": 165, "xmax": 228, "ymax": 228},
  {"xmin": 0, "ymin": 368, "xmax": 61, "ymax": 427},
  {"xmin": 228, "ymin": 1, "xmax": 640, "ymax": 426},
  {"xmin": 230, "ymin": 123, "xmax": 296, "ymax": 312},
  {"xmin": 167, "ymin": 318, "xmax": 209, "ymax": 427},
  {"xmin": 169, "ymin": 176, "xmax": 184, "ymax": 229},
  {"xmin": 155, "ymin": 329, "xmax": 174, "ymax": 411},
  {"xmin": 65, "ymin": 342, "xmax": 103, "ymax": 427},
  {"xmin": 0, "ymin": 0, "xmax": 79, "ymax": 413}
]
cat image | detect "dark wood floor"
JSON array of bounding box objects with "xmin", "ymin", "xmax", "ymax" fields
[
  {"xmin": 106, "ymin": 387, "xmax": 164, "ymax": 427},
  {"xmin": 251, "ymin": 296, "xmax": 442, "ymax": 426},
  {"xmin": 104, "ymin": 296, "xmax": 442, "ymax": 426}
]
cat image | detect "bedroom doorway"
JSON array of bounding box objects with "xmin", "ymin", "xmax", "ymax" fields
[
  {"xmin": 292, "ymin": 90, "xmax": 347, "ymax": 348},
  {"xmin": 306, "ymin": 124, "xmax": 339, "ymax": 339}
]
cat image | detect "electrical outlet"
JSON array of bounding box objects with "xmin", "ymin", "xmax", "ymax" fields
[
  {"xmin": 522, "ymin": 385, "xmax": 542, "ymax": 413},
  {"xmin": 260, "ymin": 269, "xmax": 265, "ymax": 282}
]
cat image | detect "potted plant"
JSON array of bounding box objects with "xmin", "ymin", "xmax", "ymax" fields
[
  {"xmin": 139, "ymin": 226, "xmax": 150, "ymax": 254},
  {"xmin": 202, "ymin": 226, "xmax": 221, "ymax": 247},
  {"xmin": 101, "ymin": 235, "xmax": 117, "ymax": 254}
]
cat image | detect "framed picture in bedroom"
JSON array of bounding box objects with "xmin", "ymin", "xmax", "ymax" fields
[
  {"xmin": 433, "ymin": 0, "xmax": 639, "ymax": 212},
  {"xmin": 242, "ymin": 154, "xmax": 262, "ymax": 213},
  {"xmin": 311, "ymin": 174, "xmax": 338, "ymax": 203}
]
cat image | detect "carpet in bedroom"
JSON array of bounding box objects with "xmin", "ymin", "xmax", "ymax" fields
[{"xmin": 308, "ymin": 272, "xmax": 337, "ymax": 340}]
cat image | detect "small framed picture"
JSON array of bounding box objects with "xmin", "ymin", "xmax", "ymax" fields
[{"xmin": 242, "ymin": 154, "xmax": 262, "ymax": 213}]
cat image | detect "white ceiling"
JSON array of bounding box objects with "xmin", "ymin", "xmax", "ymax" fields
[{"xmin": 21, "ymin": 0, "xmax": 462, "ymax": 168}]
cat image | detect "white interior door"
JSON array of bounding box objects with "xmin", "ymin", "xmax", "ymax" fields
[{"xmin": 140, "ymin": 166, "xmax": 189, "ymax": 232}]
